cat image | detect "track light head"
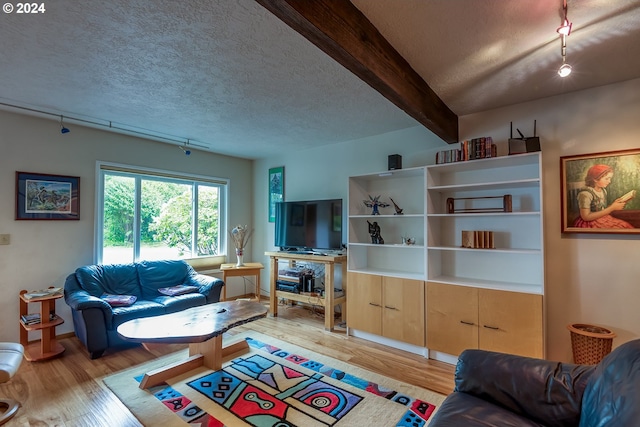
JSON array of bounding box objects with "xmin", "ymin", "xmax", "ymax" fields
[
  {"xmin": 180, "ymin": 140, "xmax": 191, "ymax": 156},
  {"xmin": 558, "ymin": 63, "xmax": 572, "ymax": 77},
  {"xmin": 60, "ymin": 115, "xmax": 70, "ymax": 134},
  {"xmin": 557, "ymin": 19, "xmax": 572, "ymax": 36}
]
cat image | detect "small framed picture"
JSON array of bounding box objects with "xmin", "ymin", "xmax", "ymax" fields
[
  {"xmin": 16, "ymin": 171, "xmax": 80, "ymax": 220},
  {"xmin": 560, "ymin": 149, "xmax": 640, "ymax": 234},
  {"xmin": 268, "ymin": 166, "xmax": 284, "ymax": 222}
]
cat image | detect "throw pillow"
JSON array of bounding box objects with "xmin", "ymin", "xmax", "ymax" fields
[
  {"xmin": 101, "ymin": 293, "xmax": 137, "ymax": 307},
  {"xmin": 158, "ymin": 284, "xmax": 199, "ymax": 296}
]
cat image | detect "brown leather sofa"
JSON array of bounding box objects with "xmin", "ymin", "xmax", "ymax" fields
[{"xmin": 429, "ymin": 339, "xmax": 640, "ymax": 426}]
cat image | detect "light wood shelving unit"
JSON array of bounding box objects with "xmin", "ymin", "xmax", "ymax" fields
[
  {"xmin": 265, "ymin": 251, "xmax": 347, "ymax": 332},
  {"xmin": 425, "ymin": 152, "xmax": 545, "ymax": 358}
]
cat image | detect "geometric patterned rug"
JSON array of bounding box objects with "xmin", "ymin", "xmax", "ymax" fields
[{"xmin": 103, "ymin": 331, "xmax": 446, "ymax": 426}]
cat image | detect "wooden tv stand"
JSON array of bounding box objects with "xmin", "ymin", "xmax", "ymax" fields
[{"xmin": 265, "ymin": 251, "xmax": 347, "ymax": 331}]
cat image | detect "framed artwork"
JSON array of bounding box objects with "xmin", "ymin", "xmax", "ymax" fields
[
  {"xmin": 15, "ymin": 171, "xmax": 80, "ymax": 220},
  {"xmin": 560, "ymin": 149, "xmax": 640, "ymax": 234},
  {"xmin": 268, "ymin": 166, "xmax": 284, "ymax": 222}
]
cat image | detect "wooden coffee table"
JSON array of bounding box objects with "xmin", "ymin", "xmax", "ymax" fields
[{"xmin": 117, "ymin": 300, "xmax": 267, "ymax": 389}]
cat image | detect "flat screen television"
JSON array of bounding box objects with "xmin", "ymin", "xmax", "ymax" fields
[{"xmin": 274, "ymin": 199, "xmax": 343, "ymax": 251}]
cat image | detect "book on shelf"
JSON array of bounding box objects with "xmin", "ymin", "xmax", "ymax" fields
[
  {"xmin": 434, "ymin": 136, "xmax": 496, "ymax": 164},
  {"xmin": 21, "ymin": 312, "xmax": 57, "ymax": 325},
  {"xmin": 22, "ymin": 287, "xmax": 63, "ymax": 300}
]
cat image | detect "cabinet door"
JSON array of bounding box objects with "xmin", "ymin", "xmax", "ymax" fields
[
  {"xmin": 347, "ymin": 272, "xmax": 382, "ymax": 335},
  {"xmin": 382, "ymin": 277, "xmax": 425, "ymax": 346},
  {"xmin": 426, "ymin": 282, "xmax": 478, "ymax": 356},
  {"xmin": 479, "ymin": 289, "xmax": 543, "ymax": 358}
]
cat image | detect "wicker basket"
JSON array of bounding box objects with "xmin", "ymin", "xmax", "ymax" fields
[{"xmin": 567, "ymin": 323, "xmax": 616, "ymax": 365}]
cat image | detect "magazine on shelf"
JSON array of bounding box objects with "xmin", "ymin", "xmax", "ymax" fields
[
  {"xmin": 21, "ymin": 312, "xmax": 57, "ymax": 325},
  {"xmin": 22, "ymin": 287, "xmax": 63, "ymax": 300}
]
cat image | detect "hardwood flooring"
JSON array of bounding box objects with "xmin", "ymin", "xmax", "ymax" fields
[{"xmin": 1, "ymin": 303, "xmax": 454, "ymax": 426}]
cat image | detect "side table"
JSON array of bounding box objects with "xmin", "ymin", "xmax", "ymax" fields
[
  {"xmin": 220, "ymin": 262, "xmax": 264, "ymax": 301},
  {"xmin": 19, "ymin": 290, "xmax": 65, "ymax": 361}
]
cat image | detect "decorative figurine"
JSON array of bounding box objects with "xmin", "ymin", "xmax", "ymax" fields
[
  {"xmin": 363, "ymin": 195, "xmax": 390, "ymax": 215},
  {"xmin": 389, "ymin": 197, "xmax": 404, "ymax": 215},
  {"xmin": 402, "ymin": 235, "xmax": 415, "ymax": 245},
  {"xmin": 367, "ymin": 220, "xmax": 384, "ymax": 244}
]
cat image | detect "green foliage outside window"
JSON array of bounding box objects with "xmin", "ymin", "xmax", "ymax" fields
[{"xmin": 103, "ymin": 174, "xmax": 220, "ymax": 259}]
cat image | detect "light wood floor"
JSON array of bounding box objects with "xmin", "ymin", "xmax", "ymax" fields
[{"xmin": 1, "ymin": 303, "xmax": 454, "ymax": 427}]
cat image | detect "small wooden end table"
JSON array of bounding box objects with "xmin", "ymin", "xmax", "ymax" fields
[
  {"xmin": 19, "ymin": 290, "xmax": 65, "ymax": 361},
  {"xmin": 117, "ymin": 300, "xmax": 267, "ymax": 389},
  {"xmin": 220, "ymin": 262, "xmax": 264, "ymax": 301}
]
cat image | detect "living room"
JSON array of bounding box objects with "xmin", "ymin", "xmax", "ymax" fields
[
  {"xmin": 2, "ymin": 1, "xmax": 640, "ymax": 425},
  {"xmin": 3, "ymin": 76, "xmax": 640, "ymax": 360}
]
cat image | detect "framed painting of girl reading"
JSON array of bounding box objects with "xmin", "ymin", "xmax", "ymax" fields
[{"xmin": 561, "ymin": 149, "xmax": 640, "ymax": 234}]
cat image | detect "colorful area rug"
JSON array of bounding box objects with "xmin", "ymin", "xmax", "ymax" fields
[{"xmin": 103, "ymin": 331, "xmax": 446, "ymax": 426}]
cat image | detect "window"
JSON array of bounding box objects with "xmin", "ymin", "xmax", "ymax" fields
[{"xmin": 96, "ymin": 163, "xmax": 227, "ymax": 264}]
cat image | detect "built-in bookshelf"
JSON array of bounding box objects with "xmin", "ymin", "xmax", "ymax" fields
[
  {"xmin": 426, "ymin": 152, "xmax": 544, "ymax": 295},
  {"xmin": 347, "ymin": 166, "xmax": 427, "ymax": 280}
]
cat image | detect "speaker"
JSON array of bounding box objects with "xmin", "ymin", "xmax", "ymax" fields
[
  {"xmin": 388, "ymin": 154, "xmax": 402, "ymax": 170},
  {"xmin": 299, "ymin": 274, "xmax": 314, "ymax": 293}
]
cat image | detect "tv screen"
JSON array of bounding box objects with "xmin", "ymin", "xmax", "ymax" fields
[{"xmin": 274, "ymin": 199, "xmax": 343, "ymax": 251}]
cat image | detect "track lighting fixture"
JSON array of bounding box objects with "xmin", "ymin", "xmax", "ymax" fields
[
  {"xmin": 180, "ymin": 140, "xmax": 191, "ymax": 156},
  {"xmin": 558, "ymin": 62, "xmax": 572, "ymax": 78},
  {"xmin": 1, "ymin": 101, "xmax": 210, "ymax": 149},
  {"xmin": 557, "ymin": 18, "xmax": 572, "ymax": 36},
  {"xmin": 557, "ymin": 0, "xmax": 572, "ymax": 77},
  {"xmin": 60, "ymin": 115, "xmax": 70, "ymax": 134}
]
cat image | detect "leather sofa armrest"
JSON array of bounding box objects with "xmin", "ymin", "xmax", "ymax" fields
[
  {"xmin": 184, "ymin": 274, "xmax": 224, "ymax": 303},
  {"xmin": 455, "ymin": 349, "xmax": 595, "ymax": 427},
  {"xmin": 64, "ymin": 289, "xmax": 112, "ymax": 312}
]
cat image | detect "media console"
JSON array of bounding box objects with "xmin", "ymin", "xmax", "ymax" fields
[{"xmin": 265, "ymin": 251, "xmax": 347, "ymax": 332}]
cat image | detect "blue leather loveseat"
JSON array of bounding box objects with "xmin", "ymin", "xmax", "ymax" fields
[{"xmin": 64, "ymin": 260, "xmax": 224, "ymax": 359}]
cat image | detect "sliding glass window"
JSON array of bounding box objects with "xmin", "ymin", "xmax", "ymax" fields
[{"xmin": 97, "ymin": 163, "xmax": 227, "ymax": 264}]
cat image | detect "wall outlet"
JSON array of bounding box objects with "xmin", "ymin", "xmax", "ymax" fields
[{"xmin": 0, "ymin": 234, "xmax": 10, "ymax": 245}]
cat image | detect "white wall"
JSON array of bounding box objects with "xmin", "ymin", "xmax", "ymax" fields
[
  {"xmin": 0, "ymin": 110, "xmax": 253, "ymax": 342},
  {"xmin": 254, "ymin": 77, "xmax": 640, "ymax": 362},
  {"xmin": 252, "ymin": 125, "xmax": 444, "ymax": 272}
]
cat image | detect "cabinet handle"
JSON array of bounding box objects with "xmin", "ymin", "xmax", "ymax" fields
[
  {"xmin": 384, "ymin": 305, "xmax": 398, "ymax": 310},
  {"xmin": 459, "ymin": 320, "xmax": 475, "ymax": 326},
  {"xmin": 369, "ymin": 303, "xmax": 381, "ymax": 307},
  {"xmin": 483, "ymin": 325, "xmax": 500, "ymax": 330}
]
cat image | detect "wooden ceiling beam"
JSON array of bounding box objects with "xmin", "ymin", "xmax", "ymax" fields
[{"xmin": 255, "ymin": 0, "xmax": 458, "ymax": 144}]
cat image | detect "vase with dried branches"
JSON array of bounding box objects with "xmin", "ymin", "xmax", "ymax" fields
[{"xmin": 229, "ymin": 224, "xmax": 253, "ymax": 267}]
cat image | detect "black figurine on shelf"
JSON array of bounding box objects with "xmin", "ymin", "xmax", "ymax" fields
[
  {"xmin": 389, "ymin": 197, "xmax": 404, "ymax": 215},
  {"xmin": 363, "ymin": 195, "xmax": 390, "ymax": 215},
  {"xmin": 367, "ymin": 220, "xmax": 384, "ymax": 244}
]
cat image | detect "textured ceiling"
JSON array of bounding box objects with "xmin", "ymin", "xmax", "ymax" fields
[{"xmin": 1, "ymin": 0, "xmax": 639, "ymax": 159}]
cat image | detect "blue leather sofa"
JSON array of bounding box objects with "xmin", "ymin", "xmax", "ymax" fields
[
  {"xmin": 429, "ymin": 338, "xmax": 640, "ymax": 426},
  {"xmin": 64, "ymin": 260, "xmax": 224, "ymax": 359}
]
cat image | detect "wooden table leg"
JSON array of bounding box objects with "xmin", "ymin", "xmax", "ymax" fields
[
  {"xmin": 255, "ymin": 270, "xmax": 261, "ymax": 301},
  {"xmin": 324, "ymin": 262, "xmax": 334, "ymax": 331},
  {"xmin": 222, "ymin": 272, "xmax": 228, "ymax": 301},
  {"xmin": 269, "ymin": 256, "xmax": 278, "ymax": 317},
  {"xmin": 138, "ymin": 337, "xmax": 250, "ymax": 389}
]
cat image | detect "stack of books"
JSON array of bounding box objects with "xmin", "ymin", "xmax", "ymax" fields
[{"xmin": 21, "ymin": 312, "xmax": 57, "ymax": 325}]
